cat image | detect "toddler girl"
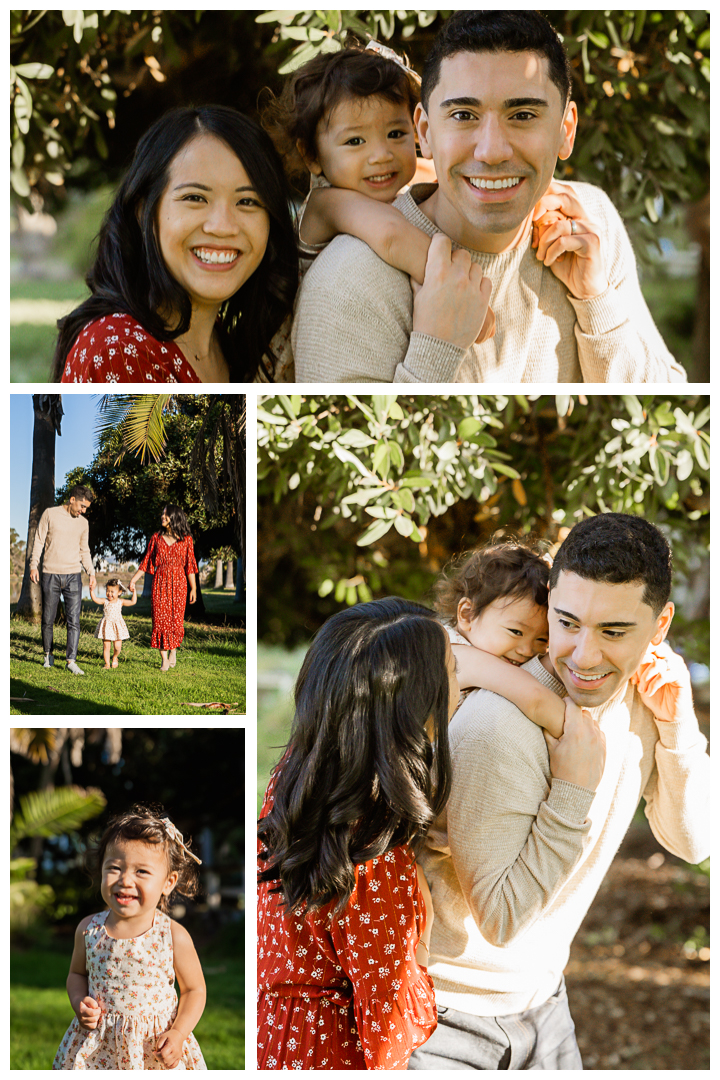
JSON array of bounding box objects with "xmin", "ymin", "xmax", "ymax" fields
[
  {"xmin": 265, "ymin": 42, "xmax": 495, "ymax": 341},
  {"xmin": 90, "ymin": 578, "xmax": 137, "ymax": 669},
  {"xmin": 434, "ymin": 541, "xmax": 566, "ymax": 738},
  {"xmin": 53, "ymin": 806, "xmax": 206, "ymax": 1070}
]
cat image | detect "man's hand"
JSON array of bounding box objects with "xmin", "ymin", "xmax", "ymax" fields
[
  {"xmin": 544, "ymin": 699, "xmax": 606, "ymax": 792},
  {"xmin": 155, "ymin": 1028, "xmax": 186, "ymax": 1069},
  {"xmin": 77, "ymin": 995, "xmax": 102, "ymax": 1030},
  {"xmin": 30, "ymin": 567, "xmax": 39, "ymax": 583},
  {"xmin": 532, "ymin": 180, "xmax": 609, "ymax": 300},
  {"xmin": 632, "ymin": 641, "xmax": 693, "ymax": 724},
  {"xmin": 412, "ymin": 233, "xmax": 493, "ymax": 350}
]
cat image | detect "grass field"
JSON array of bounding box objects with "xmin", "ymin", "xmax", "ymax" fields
[
  {"xmin": 257, "ymin": 643, "xmax": 307, "ymax": 811},
  {"xmin": 11, "ymin": 590, "xmax": 245, "ymax": 716},
  {"xmin": 10, "ymin": 928, "xmax": 244, "ymax": 1069}
]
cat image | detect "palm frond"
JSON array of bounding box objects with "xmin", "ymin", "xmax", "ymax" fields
[
  {"xmin": 96, "ymin": 394, "xmax": 172, "ymax": 463},
  {"xmin": 11, "ymin": 785, "xmax": 107, "ymax": 847}
]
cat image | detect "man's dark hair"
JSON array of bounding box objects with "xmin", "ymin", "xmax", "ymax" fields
[
  {"xmin": 548, "ymin": 514, "xmax": 672, "ymax": 616},
  {"xmin": 68, "ymin": 485, "xmax": 94, "ymax": 503},
  {"xmin": 422, "ymin": 10, "xmax": 572, "ymax": 111}
]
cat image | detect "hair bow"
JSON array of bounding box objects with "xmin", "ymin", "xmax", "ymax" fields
[
  {"xmin": 160, "ymin": 817, "xmax": 202, "ymax": 864},
  {"xmin": 365, "ymin": 38, "xmax": 422, "ymax": 87}
]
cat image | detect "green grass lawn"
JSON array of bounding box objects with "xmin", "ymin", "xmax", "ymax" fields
[
  {"xmin": 11, "ymin": 935, "xmax": 244, "ymax": 1070},
  {"xmin": 257, "ymin": 643, "xmax": 308, "ymax": 812},
  {"xmin": 11, "ymin": 592, "xmax": 245, "ymax": 716},
  {"xmin": 11, "ymin": 278, "xmax": 88, "ymax": 383}
]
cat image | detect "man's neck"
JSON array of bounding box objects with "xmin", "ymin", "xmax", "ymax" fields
[{"xmin": 415, "ymin": 183, "xmax": 533, "ymax": 254}]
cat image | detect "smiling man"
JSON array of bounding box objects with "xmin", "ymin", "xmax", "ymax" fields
[
  {"xmin": 293, "ymin": 11, "xmax": 685, "ymax": 382},
  {"xmin": 412, "ymin": 514, "xmax": 709, "ymax": 1070}
]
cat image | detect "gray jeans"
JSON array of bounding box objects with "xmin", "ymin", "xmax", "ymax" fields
[
  {"xmin": 408, "ymin": 978, "xmax": 582, "ymax": 1070},
  {"xmin": 41, "ymin": 572, "xmax": 82, "ymax": 661}
]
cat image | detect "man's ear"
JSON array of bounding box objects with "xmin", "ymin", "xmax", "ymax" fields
[
  {"xmin": 296, "ymin": 139, "xmax": 323, "ymax": 177},
  {"xmin": 557, "ymin": 100, "xmax": 578, "ymax": 161},
  {"xmin": 414, "ymin": 102, "xmax": 433, "ymax": 160},
  {"xmin": 651, "ymin": 601, "xmax": 675, "ymax": 645}
]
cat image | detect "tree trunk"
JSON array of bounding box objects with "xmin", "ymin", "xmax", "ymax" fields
[
  {"xmin": 224, "ymin": 560, "xmax": 234, "ymax": 590},
  {"xmin": 234, "ymin": 560, "xmax": 244, "ymax": 604},
  {"xmin": 214, "ymin": 558, "xmax": 223, "ymax": 588},
  {"xmin": 16, "ymin": 395, "xmax": 62, "ymax": 620}
]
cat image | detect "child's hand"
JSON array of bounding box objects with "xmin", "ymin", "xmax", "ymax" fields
[
  {"xmin": 130, "ymin": 582, "xmax": 137, "ymax": 591},
  {"xmin": 475, "ymin": 303, "xmax": 496, "ymax": 344},
  {"xmin": 77, "ymin": 995, "xmax": 102, "ymax": 1030},
  {"xmin": 155, "ymin": 1028, "xmax": 186, "ymax": 1069},
  {"xmin": 631, "ymin": 641, "xmax": 692, "ymax": 723}
]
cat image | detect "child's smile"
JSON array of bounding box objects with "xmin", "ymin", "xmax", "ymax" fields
[{"xmin": 101, "ymin": 839, "xmax": 177, "ymax": 933}]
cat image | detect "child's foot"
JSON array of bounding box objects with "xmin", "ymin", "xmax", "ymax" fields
[
  {"xmin": 103, "ymin": 663, "xmax": 111, "ymax": 670},
  {"xmin": 111, "ymin": 658, "xmax": 119, "ymax": 669}
]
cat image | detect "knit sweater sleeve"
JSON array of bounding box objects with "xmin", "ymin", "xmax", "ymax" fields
[
  {"xmin": 566, "ymin": 184, "xmax": 687, "ymax": 383},
  {"xmin": 78, "ymin": 519, "xmax": 93, "ymax": 576},
  {"xmin": 292, "ymin": 236, "xmax": 468, "ymax": 383},
  {"xmin": 29, "ymin": 509, "xmax": 50, "ymax": 570},
  {"xmin": 641, "ymin": 700, "xmax": 710, "ymax": 865},
  {"xmin": 446, "ymin": 691, "xmax": 595, "ymax": 947}
]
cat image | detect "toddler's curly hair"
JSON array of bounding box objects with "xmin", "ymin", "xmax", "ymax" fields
[
  {"xmin": 433, "ymin": 538, "xmax": 551, "ymax": 626},
  {"xmin": 86, "ymin": 803, "xmax": 201, "ymax": 913}
]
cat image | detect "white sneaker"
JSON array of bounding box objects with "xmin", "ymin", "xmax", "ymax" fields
[
  {"xmin": 66, "ymin": 661, "xmax": 85, "ymax": 676},
  {"xmin": 43, "ymin": 653, "xmax": 54, "ymax": 668}
]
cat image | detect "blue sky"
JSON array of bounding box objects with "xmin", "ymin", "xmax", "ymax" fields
[{"xmin": 11, "ymin": 394, "xmax": 100, "ymax": 537}]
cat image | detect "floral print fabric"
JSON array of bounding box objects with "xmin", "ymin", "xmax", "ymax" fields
[
  {"xmin": 138, "ymin": 534, "xmax": 198, "ymax": 650},
  {"xmin": 257, "ymin": 772, "xmax": 437, "ymax": 1070},
  {"xmin": 62, "ymin": 314, "xmax": 200, "ymax": 384},
  {"xmin": 53, "ymin": 910, "xmax": 206, "ymax": 1070},
  {"xmin": 95, "ymin": 599, "xmax": 130, "ymax": 641}
]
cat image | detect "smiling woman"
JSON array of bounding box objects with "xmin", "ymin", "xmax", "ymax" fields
[{"xmin": 50, "ymin": 106, "xmax": 298, "ymax": 384}]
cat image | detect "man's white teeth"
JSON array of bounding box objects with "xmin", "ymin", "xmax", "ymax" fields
[
  {"xmin": 573, "ymin": 671, "xmax": 607, "ymax": 682},
  {"xmin": 193, "ymin": 248, "xmax": 239, "ymax": 265},
  {"xmin": 469, "ymin": 176, "xmax": 522, "ymax": 190}
]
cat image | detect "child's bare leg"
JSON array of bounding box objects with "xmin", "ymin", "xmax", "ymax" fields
[
  {"xmin": 103, "ymin": 640, "xmax": 112, "ymax": 669},
  {"xmin": 160, "ymin": 648, "xmax": 170, "ymax": 673},
  {"xmin": 111, "ymin": 641, "xmax": 122, "ymax": 668}
]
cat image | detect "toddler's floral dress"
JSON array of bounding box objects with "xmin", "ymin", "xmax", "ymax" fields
[
  {"xmin": 53, "ymin": 910, "xmax": 206, "ymax": 1070},
  {"xmin": 95, "ymin": 599, "xmax": 130, "ymax": 642}
]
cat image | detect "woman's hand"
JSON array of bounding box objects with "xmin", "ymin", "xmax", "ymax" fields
[
  {"xmin": 531, "ymin": 180, "xmax": 609, "ymax": 300},
  {"xmin": 415, "ymin": 863, "xmax": 433, "ymax": 966},
  {"xmin": 77, "ymin": 995, "xmax": 102, "ymax": 1030},
  {"xmin": 189, "ymin": 586, "xmax": 197, "ymax": 604},
  {"xmin": 155, "ymin": 1028, "xmax": 186, "ymax": 1069}
]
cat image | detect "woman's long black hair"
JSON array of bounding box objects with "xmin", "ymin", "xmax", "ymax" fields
[
  {"xmin": 161, "ymin": 504, "xmax": 191, "ymax": 540},
  {"xmin": 258, "ymin": 597, "xmax": 453, "ymax": 915},
  {"xmin": 50, "ymin": 105, "xmax": 298, "ymax": 382}
]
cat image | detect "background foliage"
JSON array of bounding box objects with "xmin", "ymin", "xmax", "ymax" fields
[
  {"xmin": 10, "ymin": 9, "xmax": 709, "ymax": 263},
  {"xmin": 257, "ymin": 393, "xmax": 709, "ymax": 657}
]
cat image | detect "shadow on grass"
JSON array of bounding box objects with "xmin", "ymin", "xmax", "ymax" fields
[{"xmin": 11, "ymin": 678, "xmax": 128, "ymax": 714}]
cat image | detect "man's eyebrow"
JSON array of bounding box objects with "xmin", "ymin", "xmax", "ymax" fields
[
  {"xmin": 553, "ymin": 606, "xmax": 637, "ymax": 629},
  {"xmin": 439, "ymin": 95, "xmax": 550, "ymax": 110}
]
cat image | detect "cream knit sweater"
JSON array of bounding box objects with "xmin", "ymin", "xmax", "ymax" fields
[
  {"xmin": 292, "ymin": 181, "xmax": 686, "ymax": 384},
  {"xmin": 30, "ymin": 505, "xmax": 94, "ymax": 576},
  {"xmin": 420, "ymin": 654, "xmax": 710, "ymax": 1017}
]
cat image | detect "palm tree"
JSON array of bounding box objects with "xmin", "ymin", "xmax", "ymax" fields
[
  {"xmin": 16, "ymin": 395, "xmax": 63, "ymax": 620},
  {"xmin": 96, "ymin": 394, "xmax": 246, "ymax": 588}
]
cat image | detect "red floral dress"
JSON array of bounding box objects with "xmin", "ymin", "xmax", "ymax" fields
[
  {"xmin": 53, "ymin": 910, "xmax": 206, "ymax": 1069},
  {"xmin": 61, "ymin": 313, "xmax": 200, "ymax": 383},
  {"xmin": 257, "ymin": 773, "xmax": 437, "ymax": 1070},
  {"xmin": 138, "ymin": 533, "xmax": 198, "ymax": 650}
]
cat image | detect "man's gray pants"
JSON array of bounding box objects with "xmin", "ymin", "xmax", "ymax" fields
[{"xmin": 408, "ymin": 977, "xmax": 582, "ymax": 1070}]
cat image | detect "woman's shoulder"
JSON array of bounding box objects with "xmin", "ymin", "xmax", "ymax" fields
[{"xmin": 62, "ymin": 312, "xmax": 197, "ymax": 384}]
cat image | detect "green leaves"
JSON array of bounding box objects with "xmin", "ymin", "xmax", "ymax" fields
[{"xmin": 11, "ymin": 785, "xmax": 106, "ymax": 847}]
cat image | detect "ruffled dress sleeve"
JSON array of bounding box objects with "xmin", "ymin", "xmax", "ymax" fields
[
  {"xmin": 184, "ymin": 536, "xmax": 199, "ymax": 575},
  {"xmin": 326, "ymin": 845, "xmax": 436, "ymax": 1070},
  {"xmin": 138, "ymin": 533, "xmax": 159, "ymax": 575}
]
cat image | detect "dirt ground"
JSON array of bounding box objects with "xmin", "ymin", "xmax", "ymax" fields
[{"xmin": 565, "ymin": 710, "xmax": 710, "ymax": 1070}]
